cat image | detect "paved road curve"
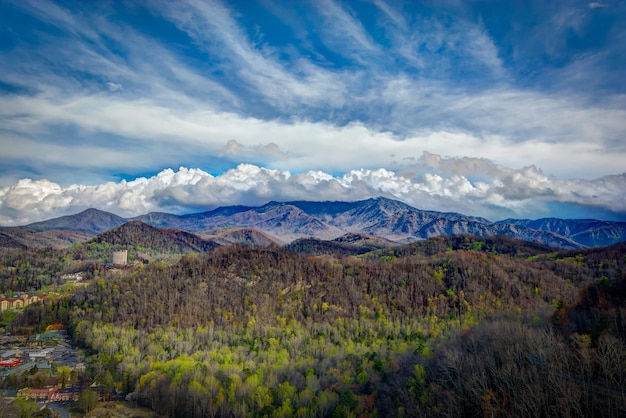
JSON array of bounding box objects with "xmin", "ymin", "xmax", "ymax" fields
[{"xmin": 47, "ymin": 402, "xmax": 71, "ymax": 418}]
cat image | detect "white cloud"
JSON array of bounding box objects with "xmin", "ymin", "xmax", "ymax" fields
[
  {"xmin": 152, "ymin": 0, "xmax": 348, "ymax": 109},
  {"xmin": 314, "ymin": 0, "xmax": 381, "ymax": 58},
  {"xmin": 106, "ymin": 82, "xmax": 122, "ymax": 92},
  {"xmin": 1, "ymin": 85, "xmax": 625, "ymax": 180},
  {"xmin": 219, "ymin": 140, "xmax": 289, "ymax": 161},
  {"xmin": 1, "ymin": 158, "xmax": 624, "ymax": 226},
  {"xmin": 371, "ymin": 0, "xmax": 407, "ymax": 30}
]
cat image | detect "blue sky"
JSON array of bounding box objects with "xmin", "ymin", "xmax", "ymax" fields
[{"xmin": 0, "ymin": 0, "xmax": 625, "ymax": 225}]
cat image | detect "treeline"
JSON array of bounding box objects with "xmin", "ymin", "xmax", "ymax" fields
[
  {"xmin": 7, "ymin": 296, "xmax": 72, "ymax": 334},
  {"xmin": 69, "ymin": 244, "xmax": 579, "ymax": 330},
  {"xmin": 59, "ymin": 243, "xmax": 625, "ymax": 416},
  {"xmin": 5, "ymin": 239, "xmax": 626, "ymax": 416},
  {"xmin": 415, "ymin": 318, "xmax": 626, "ymax": 417},
  {"xmin": 415, "ymin": 271, "xmax": 626, "ymax": 417},
  {"xmin": 0, "ymin": 247, "xmax": 66, "ymax": 293},
  {"xmin": 88, "ymin": 221, "xmax": 220, "ymax": 255},
  {"xmin": 379, "ymin": 235, "xmax": 558, "ymax": 258},
  {"xmin": 0, "ymin": 247, "xmax": 100, "ymax": 294},
  {"xmin": 555, "ymin": 268, "xmax": 626, "ymax": 342},
  {"xmin": 284, "ymin": 238, "xmax": 375, "ymax": 256},
  {"xmin": 284, "ymin": 233, "xmax": 392, "ymax": 256}
]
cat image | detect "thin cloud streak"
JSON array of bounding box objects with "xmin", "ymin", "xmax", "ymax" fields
[
  {"xmin": 314, "ymin": 0, "xmax": 382, "ymax": 57},
  {"xmin": 154, "ymin": 0, "xmax": 348, "ymax": 109}
]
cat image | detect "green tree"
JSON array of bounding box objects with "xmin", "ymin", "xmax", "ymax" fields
[
  {"xmin": 188, "ymin": 380, "xmax": 208, "ymax": 418},
  {"xmin": 79, "ymin": 388, "xmax": 98, "ymax": 414},
  {"xmin": 273, "ymin": 399, "xmax": 294, "ymax": 418},
  {"xmin": 14, "ymin": 398, "xmax": 37, "ymax": 418},
  {"xmin": 252, "ymin": 385, "xmax": 273, "ymax": 414},
  {"xmin": 57, "ymin": 365, "xmax": 71, "ymax": 388}
]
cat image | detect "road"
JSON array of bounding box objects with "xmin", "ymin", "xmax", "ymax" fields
[{"xmin": 47, "ymin": 402, "xmax": 71, "ymax": 418}]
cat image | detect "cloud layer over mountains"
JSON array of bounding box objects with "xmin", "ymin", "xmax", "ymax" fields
[{"xmin": 1, "ymin": 154, "xmax": 624, "ymax": 226}]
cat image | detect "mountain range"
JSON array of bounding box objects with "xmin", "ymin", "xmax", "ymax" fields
[{"xmin": 2, "ymin": 197, "xmax": 625, "ymax": 250}]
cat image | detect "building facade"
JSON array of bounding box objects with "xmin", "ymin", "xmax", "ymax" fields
[
  {"xmin": 112, "ymin": 250, "xmax": 128, "ymax": 266},
  {"xmin": 0, "ymin": 294, "xmax": 46, "ymax": 312}
]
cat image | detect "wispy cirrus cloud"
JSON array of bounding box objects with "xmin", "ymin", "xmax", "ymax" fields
[
  {"xmin": 0, "ymin": 0, "xmax": 624, "ymax": 224},
  {"xmin": 370, "ymin": 0, "xmax": 407, "ymax": 30},
  {"xmin": 588, "ymin": 2, "xmax": 609, "ymax": 9},
  {"xmin": 313, "ymin": 0, "xmax": 382, "ymax": 59},
  {"xmin": 152, "ymin": 0, "xmax": 349, "ymax": 110}
]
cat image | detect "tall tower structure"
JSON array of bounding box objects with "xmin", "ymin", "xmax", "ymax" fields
[{"xmin": 112, "ymin": 250, "xmax": 128, "ymax": 266}]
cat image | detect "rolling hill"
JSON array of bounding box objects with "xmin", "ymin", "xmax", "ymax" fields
[
  {"xmin": 88, "ymin": 221, "xmax": 220, "ymax": 254},
  {"xmin": 285, "ymin": 232, "xmax": 398, "ymax": 256},
  {"xmin": 197, "ymin": 227, "xmax": 284, "ymax": 246},
  {"xmin": 0, "ymin": 228, "xmax": 97, "ymax": 249}
]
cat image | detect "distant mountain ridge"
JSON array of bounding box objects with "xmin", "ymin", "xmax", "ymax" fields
[
  {"xmin": 498, "ymin": 218, "xmax": 626, "ymax": 248},
  {"xmin": 3, "ymin": 197, "xmax": 626, "ymax": 249},
  {"xmin": 24, "ymin": 208, "xmax": 127, "ymax": 233}
]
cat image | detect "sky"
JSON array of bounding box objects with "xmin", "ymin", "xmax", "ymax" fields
[{"xmin": 0, "ymin": 0, "xmax": 625, "ymax": 226}]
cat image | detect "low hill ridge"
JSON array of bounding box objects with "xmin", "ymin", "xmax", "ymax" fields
[{"xmin": 90, "ymin": 221, "xmax": 220, "ymax": 254}]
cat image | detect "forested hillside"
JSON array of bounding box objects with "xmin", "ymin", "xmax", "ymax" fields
[
  {"xmin": 89, "ymin": 221, "xmax": 220, "ymax": 254},
  {"xmin": 2, "ymin": 237, "xmax": 625, "ymax": 417},
  {"xmin": 61, "ymin": 241, "xmax": 625, "ymax": 417}
]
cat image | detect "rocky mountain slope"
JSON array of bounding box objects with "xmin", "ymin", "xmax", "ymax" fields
[
  {"xmin": 0, "ymin": 228, "xmax": 94, "ymax": 249},
  {"xmin": 3, "ymin": 197, "xmax": 625, "ymax": 249},
  {"xmin": 499, "ymin": 217, "xmax": 626, "ymax": 248}
]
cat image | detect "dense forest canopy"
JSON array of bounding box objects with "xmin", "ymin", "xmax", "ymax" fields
[{"xmin": 1, "ymin": 236, "xmax": 625, "ymax": 417}]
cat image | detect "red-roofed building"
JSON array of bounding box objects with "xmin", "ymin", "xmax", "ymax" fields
[
  {"xmin": 0, "ymin": 294, "xmax": 47, "ymax": 311},
  {"xmin": 17, "ymin": 387, "xmax": 56, "ymax": 401},
  {"xmin": 17, "ymin": 386, "xmax": 82, "ymax": 402},
  {"xmin": 50, "ymin": 387, "xmax": 81, "ymax": 402},
  {"xmin": 0, "ymin": 358, "xmax": 21, "ymax": 367}
]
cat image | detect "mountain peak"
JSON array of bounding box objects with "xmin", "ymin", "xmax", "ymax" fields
[
  {"xmin": 78, "ymin": 207, "xmax": 114, "ymax": 215},
  {"xmin": 7, "ymin": 198, "xmax": 626, "ymax": 249},
  {"xmin": 25, "ymin": 207, "xmax": 126, "ymax": 233}
]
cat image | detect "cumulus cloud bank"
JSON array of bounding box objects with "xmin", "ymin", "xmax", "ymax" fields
[{"xmin": 1, "ymin": 155, "xmax": 624, "ymax": 226}]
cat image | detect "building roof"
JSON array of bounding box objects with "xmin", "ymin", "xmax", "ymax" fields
[
  {"xmin": 28, "ymin": 330, "xmax": 65, "ymax": 342},
  {"xmin": 58, "ymin": 387, "xmax": 81, "ymax": 394},
  {"xmin": 0, "ymin": 350, "xmax": 14, "ymax": 358},
  {"xmin": 0, "ymin": 389, "xmax": 18, "ymax": 397}
]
